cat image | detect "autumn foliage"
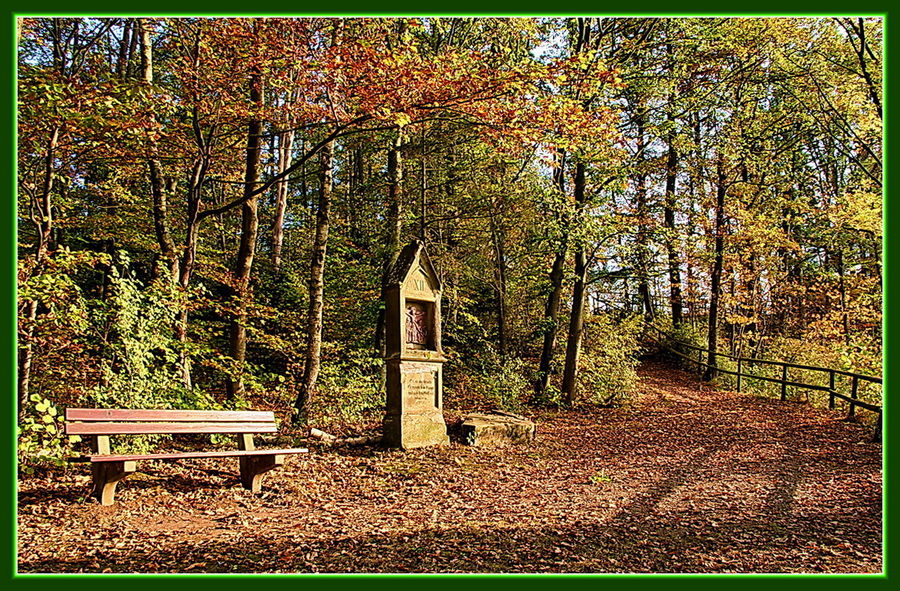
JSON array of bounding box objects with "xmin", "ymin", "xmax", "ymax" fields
[{"xmin": 17, "ymin": 17, "xmax": 882, "ymax": 461}]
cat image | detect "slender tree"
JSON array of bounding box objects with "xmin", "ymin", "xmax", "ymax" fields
[{"xmin": 294, "ymin": 141, "xmax": 333, "ymax": 421}]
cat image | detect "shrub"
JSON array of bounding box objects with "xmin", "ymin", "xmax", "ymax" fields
[
  {"xmin": 474, "ymin": 355, "xmax": 532, "ymax": 412},
  {"xmin": 92, "ymin": 257, "xmax": 212, "ymax": 408},
  {"xmin": 89, "ymin": 254, "xmax": 221, "ymax": 452},
  {"xmin": 17, "ymin": 395, "xmax": 79, "ymax": 474},
  {"xmin": 307, "ymin": 347, "xmax": 384, "ymax": 430},
  {"xmin": 577, "ymin": 312, "xmax": 642, "ymax": 406},
  {"xmin": 444, "ymin": 350, "xmax": 531, "ymax": 413}
]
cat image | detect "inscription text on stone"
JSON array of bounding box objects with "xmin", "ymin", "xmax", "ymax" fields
[{"xmin": 403, "ymin": 365, "xmax": 437, "ymax": 410}]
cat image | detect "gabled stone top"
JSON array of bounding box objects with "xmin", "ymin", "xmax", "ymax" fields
[{"xmin": 385, "ymin": 240, "xmax": 442, "ymax": 292}]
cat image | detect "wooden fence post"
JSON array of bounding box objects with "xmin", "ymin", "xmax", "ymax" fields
[
  {"xmin": 736, "ymin": 358, "xmax": 742, "ymax": 393},
  {"xmin": 871, "ymin": 412, "xmax": 882, "ymax": 443},
  {"xmin": 697, "ymin": 349, "xmax": 703, "ymax": 376},
  {"xmin": 848, "ymin": 375, "xmax": 859, "ymax": 419},
  {"xmin": 828, "ymin": 370, "xmax": 836, "ymax": 410},
  {"xmin": 780, "ymin": 363, "xmax": 788, "ymax": 401}
]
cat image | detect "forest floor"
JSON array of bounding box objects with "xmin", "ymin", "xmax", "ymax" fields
[{"xmin": 17, "ymin": 359, "xmax": 882, "ymax": 574}]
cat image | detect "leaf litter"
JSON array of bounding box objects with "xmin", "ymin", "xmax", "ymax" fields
[{"xmin": 17, "ymin": 360, "xmax": 881, "ymax": 573}]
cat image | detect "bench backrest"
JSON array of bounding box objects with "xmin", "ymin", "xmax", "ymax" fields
[{"xmin": 65, "ymin": 409, "xmax": 278, "ymax": 436}]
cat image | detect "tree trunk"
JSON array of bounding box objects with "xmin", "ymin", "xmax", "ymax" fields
[
  {"xmin": 140, "ymin": 18, "xmax": 189, "ymax": 389},
  {"xmin": 18, "ymin": 125, "xmax": 59, "ymax": 417},
  {"xmin": 685, "ymin": 112, "xmax": 702, "ymax": 328},
  {"xmin": 726, "ymin": 272, "xmax": 736, "ymax": 355},
  {"xmin": 293, "ymin": 141, "xmax": 333, "ymax": 423},
  {"xmin": 272, "ymin": 81, "xmax": 299, "ymax": 274},
  {"xmin": 272, "ymin": 126, "xmax": 295, "ymax": 273},
  {"xmin": 741, "ymin": 253, "xmax": 758, "ymax": 354},
  {"xmin": 174, "ymin": 158, "xmax": 206, "ymax": 391},
  {"xmin": 704, "ymin": 156, "xmax": 727, "ymax": 382},
  {"xmin": 349, "ymin": 145, "xmax": 366, "ymax": 246},
  {"xmin": 141, "ymin": 19, "xmax": 178, "ymax": 284},
  {"xmin": 842, "ymin": 18, "xmax": 882, "ymax": 120},
  {"xmin": 535, "ymin": 150, "xmax": 567, "ymax": 400},
  {"xmin": 561, "ymin": 162, "xmax": 587, "ymax": 405},
  {"xmin": 375, "ymin": 130, "xmax": 404, "ymax": 357},
  {"xmin": 225, "ymin": 59, "xmax": 263, "ymax": 400},
  {"xmin": 536, "ymin": 250, "xmax": 566, "ymax": 399},
  {"xmin": 663, "ymin": 117, "xmax": 683, "ymax": 326},
  {"xmin": 385, "ymin": 130, "xmax": 404, "ymax": 265},
  {"xmin": 489, "ymin": 206, "xmax": 508, "ymax": 360},
  {"xmin": 35, "ymin": 128, "xmax": 58, "ymax": 264},
  {"xmin": 116, "ymin": 19, "xmax": 133, "ymax": 78},
  {"xmin": 123, "ymin": 19, "xmax": 138, "ymax": 78},
  {"xmin": 18, "ymin": 299, "xmax": 39, "ymax": 419},
  {"xmin": 634, "ymin": 103, "xmax": 654, "ymax": 319},
  {"xmin": 419, "ymin": 127, "xmax": 427, "ymax": 241},
  {"xmin": 837, "ymin": 248, "xmax": 851, "ymax": 345}
]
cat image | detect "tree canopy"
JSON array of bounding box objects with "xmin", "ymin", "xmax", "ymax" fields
[{"xmin": 17, "ymin": 17, "xmax": 882, "ymax": 459}]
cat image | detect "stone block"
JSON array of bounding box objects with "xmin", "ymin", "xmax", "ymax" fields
[{"xmin": 461, "ymin": 411, "xmax": 536, "ymax": 446}]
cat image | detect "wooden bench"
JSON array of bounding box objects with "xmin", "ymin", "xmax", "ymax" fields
[{"xmin": 65, "ymin": 408, "xmax": 308, "ymax": 506}]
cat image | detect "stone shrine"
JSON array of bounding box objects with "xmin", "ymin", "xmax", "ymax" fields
[{"xmin": 382, "ymin": 240, "xmax": 449, "ymax": 449}]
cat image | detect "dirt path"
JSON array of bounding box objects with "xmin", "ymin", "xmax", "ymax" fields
[{"xmin": 17, "ymin": 360, "xmax": 882, "ymax": 573}]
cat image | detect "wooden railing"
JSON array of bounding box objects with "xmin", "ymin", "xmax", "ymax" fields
[{"xmin": 647, "ymin": 326, "xmax": 882, "ymax": 443}]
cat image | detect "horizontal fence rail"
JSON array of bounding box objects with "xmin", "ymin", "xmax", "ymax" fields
[{"xmin": 646, "ymin": 325, "xmax": 882, "ymax": 443}]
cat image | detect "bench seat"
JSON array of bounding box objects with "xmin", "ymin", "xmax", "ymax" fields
[{"xmin": 73, "ymin": 448, "xmax": 308, "ymax": 463}]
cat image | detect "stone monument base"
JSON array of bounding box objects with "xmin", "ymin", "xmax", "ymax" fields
[{"xmin": 382, "ymin": 412, "xmax": 450, "ymax": 449}]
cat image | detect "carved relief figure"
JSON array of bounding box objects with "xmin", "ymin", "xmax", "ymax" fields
[{"xmin": 405, "ymin": 302, "xmax": 429, "ymax": 346}]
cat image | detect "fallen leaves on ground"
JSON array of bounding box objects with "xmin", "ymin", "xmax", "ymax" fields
[{"xmin": 17, "ymin": 360, "xmax": 882, "ymax": 573}]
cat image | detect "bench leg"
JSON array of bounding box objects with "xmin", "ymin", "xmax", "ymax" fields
[
  {"xmin": 91, "ymin": 461, "xmax": 136, "ymax": 506},
  {"xmin": 239, "ymin": 455, "xmax": 284, "ymax": 493}
]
